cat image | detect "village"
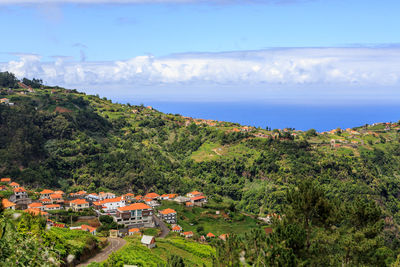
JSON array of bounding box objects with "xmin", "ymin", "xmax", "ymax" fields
[{"xmin": 0, "ymin": 177, "xmax": 240, "ymax": 250}]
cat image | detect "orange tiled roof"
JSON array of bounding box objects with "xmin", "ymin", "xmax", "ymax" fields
[
  {"xmin": 49, "ymin": 193, "xmax": 62, "ymax": 199},
  {"xmin": 95, "ymin": 196, "xmax": 124, "ymax": 205},
  {"xmin": 81, "ymin": 224, "xmax": 97, "ymax": 233},
  {"xmin": 168, "ymin": 194, "xmax": 178, "ymax": 199},
  {"xmin": 129, "ymin": 228, "xmax": 140, "ymax": 233},
  {"xmin": 206, "ymin": 232, "xmax": 215, "ymax": 238},
  {"xmin": 40, "ymin": 189, "xmax": 54, "ymax": 194},
  {"xmin": 25, "ymin": 208, "xmax": 48, "ymax": 216},
  {"xmin": 191, "ymin": 196, "xmax": 206, "ymax": 201},
  {"xmin": 186, "ymin": 202, "xmax": 193, "ymax": 206},
  {"xmin": 124, "ymin": 193, "xmax": 134, "ymax": 197},
  {"xmin": 1, "ymin": 178, "xmax": 11, "ymax": 182},
  {"xmin": 2, "ymin": 198, "xmax": 16, "ymax": 208},
  {"xmin": 118, "ymin": 203, "xmax": 151, "ymax": 211},
  {"xmin": 160, "ymin": 194, "xmax": 169, "ymax": 198},
  {"xmin": 134, "ymin": 195, "xmax": 142, "ymax": 200},
  {"xmin": 183, "ymin": 231, "xmax": 193, "ymax": 236},
  {"xmin": 70, "ymin": 199, "xmax": 88, "ymax": 205},
  {"xmin": 13, "ymin": 187, "xmax": 26, "ymax": 193},
  {"xmin": 144, "ymin": 192, "xmax": 160, "ymax": 199},
  {"xmin": 45, "ymin": 204, "xmax": 60, "ymax": 208},
  {"xmin": 189, "ymin": 191, "xmax": 202, "ymax": 195},
  {"xmin": 28, "ymin": 202, "xmax": 43, "ymax": 208},
  {"xmin": 172, "ymin": 225, "xmax": 182, "ymax": 231},
  {"xmin": 160, "ymin": 208, "xmax": 176, "ymax": 215},
  {"xmin": 10, "ymin": 182, "xmax": 20, "ymax": 187},
  {"xmin": 54, "ymin": 190, "xmax": 64, "ymax": 194},
  {"xmin": 40, "ymin": 198, "xmax": 51, "ymax": 203}
]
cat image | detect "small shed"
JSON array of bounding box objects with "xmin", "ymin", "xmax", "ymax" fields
[
  {"xmin": 109, "ymin": 229, "xmax": 118, "ymax": 238},
  {"xmin": 141, "ymin": 235, "xmax": 156, "ymax": 249}
]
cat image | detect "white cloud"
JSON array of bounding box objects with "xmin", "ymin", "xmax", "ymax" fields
[{"xmin": 2, "ymin": 48, "xmax": 400, "ymax": 89}]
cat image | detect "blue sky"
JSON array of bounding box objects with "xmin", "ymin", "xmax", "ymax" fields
[
  {"xmin": 1, "ymin": 0, "xmax": 400, "ymax": 61},
  {"xmin": 1, "ymin": 0, "xmax": 400, "ymax": 110}
]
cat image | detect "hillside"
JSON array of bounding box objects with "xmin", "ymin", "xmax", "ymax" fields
[
  {"xmin": 1, "ymin": 82, "xmax": 400, "ymax": 218},
  {"xmin": 2, "ymin": 77, "xmax": 400, "ymax": 265}
]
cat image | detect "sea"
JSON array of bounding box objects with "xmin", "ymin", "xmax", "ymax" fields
[{"xmin": 114, "ymin": 100, "xmax": 400, "ymax": 132}]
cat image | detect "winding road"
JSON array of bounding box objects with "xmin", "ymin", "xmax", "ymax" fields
[
  {"xmin": 77, "ymin": 237, "xmax": 126, "ymax": 267},
  {"xmin": 152, "ymin": 214, "xmax": 170, "ymax": 238}
]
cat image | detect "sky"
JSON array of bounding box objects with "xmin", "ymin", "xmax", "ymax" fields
[{"xmin": 1, "ymin": 0, "xmax": 400, "ymax": 129}]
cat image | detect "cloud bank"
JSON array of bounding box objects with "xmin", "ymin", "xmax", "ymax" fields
[{"xmin": 2, "ymin": 48, "xmax": 400, "ymax": 88}]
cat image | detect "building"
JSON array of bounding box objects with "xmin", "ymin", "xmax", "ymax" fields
[
  {"xmin": 123, "ymin": 193, "xmax": 135, "ymax": 202},
  {"xmin": 190, "ymin": 196, "xmax": 207, "ymax": 206},
  {"xmin": 114, "ymin": 203, "xmax": 154, "ymax": 227},
  {"xmin": 181, "ymin": 231, "xmax": 194, "ymax": 238},
  {"xmin": 81, "ymin": 224, "xmax": 97, "ymax": 235},
  {"xmin": 54, "ymin": 190, "xmax": 65, "ymax": 196},
  {"xmin": 44, "ymin": 204, "xmax": 61, "ymax": 211},
  {"xmin": 185, "ymin": 202, "xmax": 194, "ymax": 207},
  {"xmin": 171, "ymin": 225, "xmax": 182, "ymax": 233},
  {"xmin": 70, "ymin": 191, "xmax": 87, "ymax": 198},
  {"xmin": 86, "ymin": 193, "xmax": 99, "ymax": 202},
  {"xmin": 49, "ymin": 193, "xmax": 64, "ymax": 204},
  {"xmin": 40, "ymin": 198, "xmax": 52, "ymax": 205},
  {"xmin": 1, "ymin": 178, "xmax": 11, "ymax": 184},
  {"xmin": 144, "ymin": 192, "xmax": 160, "ymax": 200},
  {"xmin": 70, "ymin": 199, "xmax": 89, "ymax": 211},
  {"xmin": 13, "ymin": 187, "xmax": 28, "ymax": 201},
  {"xmin": 174, "ymin": 196, "xmax": 190, "ymax": 204},
  {"xmin": 2, "ymin": 199, "xmax": 16, "ymax": 210},
  {"xmin": 40, "ymin": 189, "xmax": 54, "ymax": 199},
  {"xmin": 206, "ymin": 232, "xmax": 215, "ymax": 238},
  {"xmin": 0, "ymin": 98, "xmax": 9, "ymax": 104},
  {"xmin": 98, "ymin": 192, "xmax": 116, "ymax": 201},
  {"xmin": 93, "ymin": 196, "xmax": 126, "ymax": 213},
  {"xmin": 219, "ymin": 234, "xmax": 228, "ymax": 241},
  {"xmin": 0, "ymin": 185, "xmax": 7, "ymax": 191},
  {"xmin": 128, "ymin": 228, "xmax": 141, "ymax": 236},
  {"xmin": 9, "ymin": 182, "xmax": 20, "ymax": 189},
  {"xmin": 186, "ymin": 191, "xmax": 203, "ymax": 198},
  {"xmin": 141, "ymin": 235, "xmax": 156, "ymax": 249},
  {"xmin": 109, "ymin": 229, "xmax": 118, "ymax": 238},
  {"xmin": 28, "ymin": 202, "xmax": 45, "ymax": 211},
  {"xmin": 159, "ymin": 208, "xmax": 177, "ymax": 224},
  {"xmin": 24, "ymin": 208, "xmax": 48, "ymax": 216}
]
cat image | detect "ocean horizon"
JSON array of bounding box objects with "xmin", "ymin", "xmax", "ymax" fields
[{"xmin": 113, "ymin": 100, "xmax": 400, "ymax": 132}]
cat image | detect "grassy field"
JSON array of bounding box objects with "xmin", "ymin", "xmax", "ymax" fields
[
  {"xmin": 90, "ymin": 236, "xmax": 215, "ymax": 267},
  {"xmin": 157, "ymin": 200, "xmax": 261, "ymax": 236}
]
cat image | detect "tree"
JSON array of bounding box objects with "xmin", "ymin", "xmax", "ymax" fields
[{"xmin": 286, "ymin": 179, "xmax": 333, "ymax": 250}]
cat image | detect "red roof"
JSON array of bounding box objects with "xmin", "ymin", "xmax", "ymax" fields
[
  {"xmin": 191, "ymin": 196, "xmax": 206, "ymax": 201},
  {"xmin": 81, "ymin": 224, "xmax": 97, "ymax": 233},
  {"xmin": 129, "ymin": 228, "xmax": 140, "ymax": 233},
  {"xmin": 1, "ymin": 178, "xmax": 11, "ymax": 182},
  {"xmin": 144, "ymin": 192, "xmax": 160, "ymax": 199},
  {"xmin": 13, "ymin": 187, "xmax": 26, "ymax": 193},
  {"xmin": 2, "ymin": 199, "xmax": 15, "ymax": 208},
  {"xmin": 160, "ymin": 208, "xmax": 176, "ymax": 215},
  {"xmin": 24, "ymin": 208, "xmax": 48, "ymax": 216},
  {"xmin": 94, "ymin": 196, "xmax": 124, "ymax": 205},
  {"xmin": 189, "ymin": 191, "xmax": 202, "ymax": 196},
  {"xmin": 10, "ymin": 182, "xmax": 20, "ymax": 187},
  {"xmin": 183, "ymin": 231, "xmax": 193, "ymax": 236},
  {"xmin": 40, "ymin": 189, "xmax": 54, "ymax": 194},
  {"xmin": 40, "ymin": 198, "xmax": 51, "ymax": 203},
  {"xmin": 172, "ymin": 225, "xmax": 182, "ymax": 231},
  {"xmin": 70, "ymin": 199, "xmax": 88, "ymax": 205},
  {"xmin": 28, "ymin": 202, "xmax": 44, "ymax": 208},
  {"xmin": 206, "ymin": 232, "xmax": 215, "ymax": 238},
  {"xmin": 49, "ymin": 193, "xmax": 62, "ymax": 199},
  {"xmin": 45, "ymin": 204, "xmax": 60, "ymax": 208},
  {"xmin": 118, "ymin": 203, "xmax": 151, "ymax": 211}
]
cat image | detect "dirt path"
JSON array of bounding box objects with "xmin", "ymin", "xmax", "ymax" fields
[
  {"xmin": 153, "ymin": 214, "xmax": 170, "ymax": 238},
  {"xmin": 212, "ymin": 148, "xmax": 222, "ymax": 156},
  {"xmin": 77, "ymin": 237, "xmax": 126, "ymax": 266}
]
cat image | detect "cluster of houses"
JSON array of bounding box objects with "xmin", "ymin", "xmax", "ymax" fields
[
  {"xmin": 0, "ymin": 98, "xmax": 14, "ymax": 106},
  {"xmin": 1, "ymin": 177, "xmax": 212, "ymax": 243}
]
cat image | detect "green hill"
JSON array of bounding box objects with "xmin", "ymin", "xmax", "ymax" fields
[{"xmin": 2, "ymin": 73, "xmax": 400, "ymax": 265}]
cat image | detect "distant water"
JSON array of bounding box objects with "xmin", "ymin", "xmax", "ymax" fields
[{"xmin": 115, "ymin": 100, "xmax": 400, "ymax": 132}]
